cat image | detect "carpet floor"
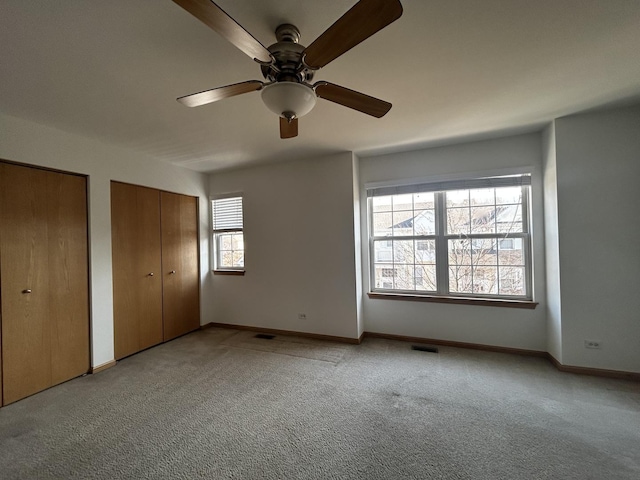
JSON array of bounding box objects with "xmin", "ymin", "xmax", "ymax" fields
[{"xmin": 1, "ymin": 327, "xmax": 638, "ymax": 479}]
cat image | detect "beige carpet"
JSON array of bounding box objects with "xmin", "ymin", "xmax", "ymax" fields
[
  {"xmin": 0, "ymin": 326, "xmax": 639, "ymax": 479},
  {"xmin": 221, "ymin": 330, "xmax": 348, "ymax": 364}
]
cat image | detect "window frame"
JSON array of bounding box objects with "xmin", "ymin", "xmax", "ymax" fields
[
  {"xmin": 211, "ymin": 194, "xmax": 245, "ymax": 273},
  {"xmin": 367, "ymin": 176, "xmax": 534, "ymax": 303}
]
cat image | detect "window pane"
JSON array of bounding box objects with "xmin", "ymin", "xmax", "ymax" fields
[
  {"xmin": 448, "ymin": 239, "xmax": 472, "ymax": 265},
  {"xmin": 394, "ymin": 265, "xmax": 414, "ymax": 290},
  {"xmin": 499, "ymin": 266, "xmax": 525, "ymax": 296},
  {"xmin": 392, "ymin": 194, "xmax": 413, "ymax": 211},
  {"xmin": 413, "ymin": 209, "xmax": 435, "ymax": 235},
  {"xmin": 219, "ymin": 234, "xmax": 233, "ymax": 250},
  {"xmin": 393, "ymin": 240, "xmax": 414, "ymax": 264},
  {"xmin": 374, "ymin": 264, "xmax": 395, "ymax": 289},
  {"xmin": 469, "ymin": 188, "xmax": 494, "ymax": 205},
  {"xmin": 446, "ymin": 190, "xmax": 468, "ymax": 207},
  {"xmin": 392, "ymin": 211, "xmax": 415, "ymax": 236},
  {"xmin": 372, "ymin": 195, "xmax": 393, "ymax": 212},
  {"xmin": 449, "ymin": 264, "xmax": 473, "ymax": 294},
  {"xmin": 415, "ymin": 264, "xmax": 436, "ymax": 291},
  {"xmin": 220, "ymin": 251, "xmax": 235, "ymax": 268},
  {"xmin": 415, "ymin": 240, "xmax": 436, "ymax": 264},
  {"xmin": 471, "ymin": 239, "xmax": 497, "ymax": 268},
  {"xmin": 498, "ymin": 238, "xmax": 524, "ymax": 265},
  {"xmin": 496, "ymin": 204, "xmax": 523, "ymax": 233},
  {"xmin": 372, "ymin": 211, "xmax": 393, "ymax": 237},
  {"xmin": 473, "ymin": 266, "xmax": 498, "ymax": 294},
  {"xmin": 374, "ymin": 240, "xmax": 393, "ymax": 262},
  {"xmin": 470, "ymin": 206, "xmax": 496, "ymax": 234},
  {"xmin": 232, "ymin": 251, "xmax": 244, "ymax": 267},
  {"xmin": 446, "ymin": 207, "xmax": 470, "ymax": 234},
  {"xmin": 232, "ymin": 233, "xmax": 244, "ymax": 250},
  {"xmin": 414, "ymin": 192, "xmax": 435, "ymax": 209},
  {"xmin": 217, "ymin": 232, "xmax": 244, "ymax": 268},
  {"xmin": 496, "ymin": 187, "xmax": 522, "ymax": 205}
]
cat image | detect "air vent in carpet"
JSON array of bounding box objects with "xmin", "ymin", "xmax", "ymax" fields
[
  {"xmin": 411, "ymin": 345, "xmax": 438, "ymax": 353},
  {"xmin": 255, "ymin": 333, "xmax": 275, "ymax": 340}
]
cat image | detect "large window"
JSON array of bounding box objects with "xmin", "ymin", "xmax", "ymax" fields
[
  {"xmin": 368, "ymin": 174, "xmax": 532, "ymax": 300},
  {"xmin": 212, "ymin": 195, "xmax": 244, "ymax": 271}
]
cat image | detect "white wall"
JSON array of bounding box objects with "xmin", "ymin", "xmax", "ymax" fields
[
  {"xmin": 359, "ymin": 133, "xmax": 548, "ymax": 351},
  {"xmin": 0, "ymin": 113, "xmax": 210, "ymax": 368},
  {"xmin": 209, "ymin": 152, "xmax": 360, "ymax": 339},
  {"xmin": 542, "ymin": 122, "xmax": 563, "ymax": 362},
  {"xmin": 554, "ymin": 105, "xmax": 640, "ymax": 373}
]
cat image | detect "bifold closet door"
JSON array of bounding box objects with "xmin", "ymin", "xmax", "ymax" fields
[
  {"xmin": 111, "ymin": 182, "xmax": 163, "ymax": 360},
  {"xmin": 161, "ymin": 192, "xmax": 200, "ymax": 341},
  {"xmin": 0, "ymin": 163, "xmax": 89, "ymax": 405}
]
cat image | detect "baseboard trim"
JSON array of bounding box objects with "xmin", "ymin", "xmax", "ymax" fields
[
  {"xmin": 364, "ymin": 331, "xmax": 548, "ymax": 358},
  {"xmin": 205, "ymin": 322, "xmax": 362, "ymax": 344},
  {"xmin": 546, "ymin": 354, "xmax": 640, "ymax": 381},
  {"xmin": 91, "ymin": 360, "xmax": 116, "ymax": 374},
  {"xmin": 200, "ymin": 323, "xmax": 638, "ymax": 380}
]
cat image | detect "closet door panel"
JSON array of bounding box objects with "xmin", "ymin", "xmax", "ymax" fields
[
  {"xmin": 0, "ymin": 164, "xmax": 52, "ymax": 404},
  {"xmin": 161, "ymin": 192, "xmax": 200, "ymax": 341},
  {"xmin": 47, "ymin": 172, "xmax": 90, "ymax": 384},
  {"xmin": 111, "ymin": 182, "xmax": 163, "ymax": 359}
]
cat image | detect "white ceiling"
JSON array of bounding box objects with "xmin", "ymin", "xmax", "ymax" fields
[{"xmin": 1, "ymin": 0, "xmax": 639, "ymax": 173}]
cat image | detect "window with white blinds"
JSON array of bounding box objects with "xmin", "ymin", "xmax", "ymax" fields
[
  {"xmin": 367, "ymin": 174, "xmax": 533, "ymax": 300},
  {"xmin": 212, "ymin": 196, "xmax": 244, "ymax": 270}
]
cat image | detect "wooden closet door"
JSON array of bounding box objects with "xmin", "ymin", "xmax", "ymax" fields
[
  {"xmin": 47, "ymin": 172, "xmax": 90, "ymax": 385},
  {"xmin": 0, "ymin": 164, "xmax": 51, "ymax": 404},
  {"xmin": 111, "ymin": 182, "xmax": 163, "ymax": 359},
  {"xmin": 0, "ymin": 163, "xmax": 90, "ymax": 405},
  {"xmin": 161, "ymin": 192, "xmax": 200, "ymax": 341}
]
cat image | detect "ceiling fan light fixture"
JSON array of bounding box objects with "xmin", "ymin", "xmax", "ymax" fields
[{"xmin": 261, "ymin": 82, "xmax": 317, "ymax": 119}]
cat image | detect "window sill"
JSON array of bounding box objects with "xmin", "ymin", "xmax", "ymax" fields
[
  {"xmin": 213, "ymin": 270, "xmax": 245, "ymax": 276},
  {"xmin": 367, "ymin": 292, "xmax": 537, "ymax": 309}
]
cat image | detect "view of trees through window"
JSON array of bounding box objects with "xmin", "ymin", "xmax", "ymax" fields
[
  {"xmin": 217, "ymin": 232, "xmax": 244, "ymax": 268},
  {"xmin": 370, "ymin": 183, "xmax": 530, "ymax": 298}
]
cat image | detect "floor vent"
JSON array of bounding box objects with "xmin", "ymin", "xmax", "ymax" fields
[
  {"xmin": 255, "ymin": 333, "xmax": 275, "ymax": 340},
  {"xmin": 411, "ymin": 345, "xmax": 439, "ymax": 353}
]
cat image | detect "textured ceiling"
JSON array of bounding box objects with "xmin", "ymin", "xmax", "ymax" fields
[{"xmin": 1, "ymin": 0, "xmax": 639, "ymax": 172}]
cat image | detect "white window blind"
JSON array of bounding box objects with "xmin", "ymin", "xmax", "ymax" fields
[{"xmin": 212, "ymin": 196, "xmax": 243, "ymax": 231}]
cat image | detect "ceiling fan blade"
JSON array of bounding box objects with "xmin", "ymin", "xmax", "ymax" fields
[
  {"xmin": 303, "ymin": 0, "xmax": 403, "ymax": 69},
  {"xmin": 172, "ymin": 0, "xmax": 272, "ymax": 64},
  {"xmin": 315, "ymin": 82, "xmax": 391, "ymax": 118},
  {"xmin": 280, "ymin": 117, "xmax": 298, "ymax": 139},
  {"xmin": 177, "ymin": 80, "xmax": 263, "ymax": 107}
]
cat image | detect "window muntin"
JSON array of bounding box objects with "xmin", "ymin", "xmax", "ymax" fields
[
  {"xmin": 212, "ymin": 196, "xmax": 244, "ymax": 270},
  {"xmin": 368, "ymin": 176, "xmax": 532, "ymax": 300}
]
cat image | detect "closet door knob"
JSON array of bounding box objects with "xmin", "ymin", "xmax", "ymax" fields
[
  {"xmin": 148, "ymin": 272, "xmax": 154, "ymax": 277},
  {"xmin": 22, "ymin": 289, "xmax": 32, "ymax": 294},
  {"xmin": 170, "ymin": 270, "xmax": 176, "ymax": 274}
]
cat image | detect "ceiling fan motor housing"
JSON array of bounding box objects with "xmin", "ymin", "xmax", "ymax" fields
[{"xmin": 261, "ymin": 24, "xmax": 314, "ymax": 84}]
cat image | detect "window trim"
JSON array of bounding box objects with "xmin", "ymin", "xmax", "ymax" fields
[
  {"xmin": 211, "ymin": 194, "xmax": 245, "ymax": 273},
  {"xmin": 367, "ymin": 175, "xmax": 534, "ymax": 303}
]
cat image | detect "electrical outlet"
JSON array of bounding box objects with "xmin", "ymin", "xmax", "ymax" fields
[
  {"xmin": 298, "ymin": 313, "xmax": 307, "ymax": 320},
  {"xmin": 584, "ymin": 340, "xmax": 602, "ymax": 349}
]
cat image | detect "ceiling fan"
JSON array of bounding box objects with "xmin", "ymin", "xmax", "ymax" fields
[{"xmin": 172, "ymin": 0, "xmax": 403, "ymax": 138}]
